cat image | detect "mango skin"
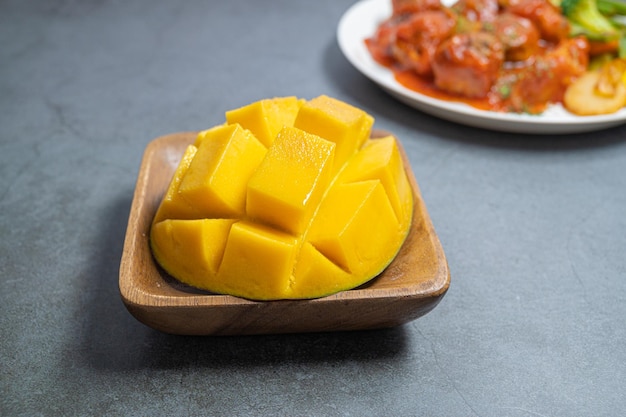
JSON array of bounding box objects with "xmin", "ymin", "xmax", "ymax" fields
[{"xmin": 150, "ymin": 96, "xmax": 413, "ymax": 300}]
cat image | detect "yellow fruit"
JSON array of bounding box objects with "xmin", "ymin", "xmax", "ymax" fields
[
  {"xmin": 151, "ymin": 218, "xmax": 236, "ymax": 280},
  {"xmin": 246, "ymin": 126, "xmax": 335, "ymax": 235},
  {"xmin": 152, "ymin": 145, "xmax": 200, "ymax": 224},
  {"xmin": 294, "ymin": 95, "xmax": 373, "ymax": 173},
  {"xmin": 150, "ymin": 96, "xmax": 414, "ymax": 300},
  {"xmin": 177, "ymin": 123, "xmax": 266, "ymax": 218},
  {"xmin": 225, "ymin": 96, "xmax": 305, "ymax": 147}
]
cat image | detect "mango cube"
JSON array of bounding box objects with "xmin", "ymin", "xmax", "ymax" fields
[
  {"xmin": 294, "ymin": 95, "xmax": 374, "ymax": 173},
  {"xmin": 178, "ymin": 124, "xmax": 266, "ymax": 218},
  {"xmin": 151, "ymin": 218, "xmax": 236, "ymax": 284},
  {"xmin": 225, "ymin": 96, "xmax": 305, "ymax": 147},
  {"xmin": 218, "ymin": 221, "xmax": 299, "ymax": 299},
  {"xmin": 307, "ymin": 180, "xmax": 400, "ymax": 273},
  {"xmin": 338, "ymin": 136, "xmax": 413, "ymax": 223},
  {"xmin": 291, "ymin": 242, "xmax": 348, "ymax": 299},
  {"xmin": 246, "ymin": 126, "xmax": 335, "ymax": 235},
  {"xmin": 152, "ymin": 145, "xmax": 201, "ymax": 224},
  {"xmin": 150, "ymin": 96, "xmax": 414, "ymax": 300}
]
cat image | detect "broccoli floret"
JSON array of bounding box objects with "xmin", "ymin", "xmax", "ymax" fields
[{"xmin": 562, "ymin": 0, "xmax": 621, "ymax": 40}]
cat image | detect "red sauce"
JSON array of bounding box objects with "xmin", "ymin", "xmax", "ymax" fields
[
  {"xmin": 364, "ymin": 0, "xmax": 591, "ymax": 115},
  {"xmin": 394, "ymin": 68, "xmax": 497, "ymax": 111},
  {"xmin": 369, "ymin": 39, "xmax": 591, "ymax": 114}
]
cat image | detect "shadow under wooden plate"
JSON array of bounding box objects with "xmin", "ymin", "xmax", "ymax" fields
[{"xmin": 119, "ymin": 130, "xmax": 450, "ymax": 335}]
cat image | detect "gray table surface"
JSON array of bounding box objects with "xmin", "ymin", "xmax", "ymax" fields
[{"xmin": 2, "ymin": 1, "xmax": 625, "ymax": 416}]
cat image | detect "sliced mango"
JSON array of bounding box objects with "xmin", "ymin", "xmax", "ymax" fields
[
  {"xmin": 338, "ymin": 136, "xmax": 413, "ymax": 224},
  {"xmin": 218, "ymin": 221, "xmax": 299, "ymax": 299},
  {"xmin": 246, "ymin": 126, "xmax": 335, "ymax": 235},
  {"xmin": 150, "ymin": 95, "xmax": 414, "ymax": 300},
  {"xmin": 294, "ymin": 95, "xmax": 374, "ymax": 173},
  {"xmin": 151, "ymin": 218, "xmax": 236, "ymax": 285},
  {"xmin": 178, "ymin": 124, "xmax": 266, "ymax": 219},
  {"xmin": 225, "ymin": 96, "xmax": 305, "ymax": 147},
  {"xmin": 152, "ymin": 145, "xmax": 201, "ymax": 224},
  {"xmin": 307, "ymin": 180, "xmax": 401, "ymax": 274},
  {"xmin": 291, "ymin": 242, "xmax": 349, "ymax": 299}
]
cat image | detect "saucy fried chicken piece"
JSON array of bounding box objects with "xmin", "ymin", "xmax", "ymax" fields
[
  {"xmin": 504, "ymin": 0, "xmax": 570, "ymax": 43},
  {"xmin": 366, "ymin": 14, "xmax": 411, "ymax": 64},
  {"xmin": 452, "ymin": 0, "xmax": 500, "ymax": 23},
  {"xmin": 504, "ymin": 36, "xmax": 590, "ymax": 112},
  {"xmin": 432, "ymin": 31, "xmax": 505, "ymax": 98},
  {"xmin": 391, "ymin": 9, "xmax": 458, "ymax": 76},
  {"xmin": 392, "ymin": 0, "xmax": 443, "ymax": 15},
  {"xmin": 491, "ymin": 12, "xmax": 540, "ymax": 61}
]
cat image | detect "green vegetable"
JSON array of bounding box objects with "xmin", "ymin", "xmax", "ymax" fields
[
  {"xmin": 620, "ymin": 33, "xmax": 626, "ymax": 57},
  {"xmin": 596, "ymin": 0, "xmax": 626, "ymax": 56},
  {"xmin": 597, "ymin": 0, "xmax": 626, "ymax": 16},
  {"xmin": 561, "ymin": 0, "xmax": 621, "ymax": 40}
]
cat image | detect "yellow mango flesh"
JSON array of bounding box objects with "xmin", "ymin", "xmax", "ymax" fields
[
  {"xmin": 150, "ymin": 95, "xmax": 413, "ymax": 300},
  {"xmin": 151, "ymin": 218, "xmax": 236, "ymax": 281},
  {"xmin": 294, "ymin": 95, "xmax": 374, "ymax": 173},
  {"xmin": 307, "ymin": 180, "xmax": 399, "ymax": 273},
  {"xmin": 218, "ymin": 221, "xmax": 299, "ymax": 299},
  {"xmin": 152, "ymin": 145, "xmax": 201, "ymax": 224},
  {"xmin": 178, "ymin": 124, "xmax": 266, "ymax": 218},
  {"xmin": 246, "ymin": 126, "xmax": 335, "ymax": 235},
  {"xmin": 225, "ymin": 96, "xmax": 305, "ymax": 147},
  {"xmin": 338, "ymin": 136, "xmax": 413, "ymax": 224}
]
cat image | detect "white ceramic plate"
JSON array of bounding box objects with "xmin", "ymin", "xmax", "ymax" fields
[{"xmin": 337, "ymin": 0, "xmax": 626, "ymax": 134}]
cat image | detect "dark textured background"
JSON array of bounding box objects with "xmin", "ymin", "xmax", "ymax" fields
[{"xmin": 2, "ymin": 1, "xmax": 625, "ymax": 416}]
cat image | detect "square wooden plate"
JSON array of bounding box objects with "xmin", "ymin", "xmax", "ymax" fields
[{"xmin": 119, "ymin": 130, "xmax": 450, "ymax": 335}]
